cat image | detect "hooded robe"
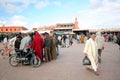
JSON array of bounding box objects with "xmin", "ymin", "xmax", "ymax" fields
[{"xmin": 32, "ymin": 32, "xmax": 44, "ymax": 61}]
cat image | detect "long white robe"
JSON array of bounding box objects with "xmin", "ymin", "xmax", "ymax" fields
[
  {"xmin": 8, "ymin": 37, "xmax": 16, "ymax": 47},
  {"xmin": 83, "ymin": 38, "xmax": 98, "ymax": 71},
  {"xmin": 3, "ymin": 37, "xmax": 8, "ymax": 44},
  {"xmin": 8, "ymin": 37, "xmax": 16, "ymax": 54},
  {"xmin": 19, "ymin": 36, "xmax": 31, "ymax": 52}
]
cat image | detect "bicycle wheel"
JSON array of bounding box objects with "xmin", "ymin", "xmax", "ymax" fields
[
  {"xmin": 30, "ymin": 55, "xmax": 41, "ymax": 68},
  {"xmin": 9, "ymin": 55, "xmax": 19, "ymax": 67}
]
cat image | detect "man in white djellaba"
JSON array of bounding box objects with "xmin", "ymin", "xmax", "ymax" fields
[{"xmin": 83, "ymin": 33, "xmax": 99, "ymax": 76}]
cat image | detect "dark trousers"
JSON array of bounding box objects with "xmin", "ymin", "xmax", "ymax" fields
[
  {"xmin": 44, "ymin": 47, "xmax": 51, "ymax": 62},
  {"xmin": 98, "ymin": 49, "xmax": 102, "ymax": 63}
]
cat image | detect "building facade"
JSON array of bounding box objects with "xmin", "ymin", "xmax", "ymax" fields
[
  {"xmin": 53, "ymin": 18, "xmax": 79, "ymax": 35},
  {"xmin": 53, "ymin": 23, "xmax": 74, "ymax": 34},
  {"xmin": 35, "ymin": 17, "xmax": 120, "ymax": 35},
  {"xmin": 0, "ymin": 25, "xmax": 28, "ymax": 33},
  {"xmin": 36, "ymin": 18, "xmax": 80, "ymax": 35}
]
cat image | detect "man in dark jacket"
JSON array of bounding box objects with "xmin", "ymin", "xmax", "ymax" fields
[
  {"xmin": 14, "ymin": 33, "xmax": 22, "ymax": 51},
  {"xmin": 44, "ymin": 32, "xmax": 52, "ymax": 62}
]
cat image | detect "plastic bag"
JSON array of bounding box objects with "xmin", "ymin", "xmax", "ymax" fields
[{"xmin": 82, "ymin": 56, "xmax": 91, "ymax": 65}]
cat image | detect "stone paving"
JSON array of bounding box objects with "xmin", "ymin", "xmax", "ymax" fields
[{"xmin": 0, "ymin": 40, "xmax": 120, "ymax": 80}]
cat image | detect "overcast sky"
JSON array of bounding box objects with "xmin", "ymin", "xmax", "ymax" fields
[{"xmin": 0, "ymin": 0, "xmax": 120, "ymax": 30}]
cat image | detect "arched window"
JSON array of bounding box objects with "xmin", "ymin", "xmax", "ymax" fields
[
  {"xmin": 14, "ymin": 29, "xmax": 16, "ymax": 31},
  {"xmin": 6, "ymin": 29, "xmax": 8, "ymax": 31}
]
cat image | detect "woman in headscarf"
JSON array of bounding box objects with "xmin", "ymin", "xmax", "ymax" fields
[{"xmin": 32, "ymin": 31, "xmax": 44, "ymax": 62}]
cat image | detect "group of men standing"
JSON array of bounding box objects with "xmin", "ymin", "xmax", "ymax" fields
[
  {"xmin": 21, "ymin": 31, "xmax": 58, "ymax": 63},
  {"xmin": 2, "ymin": 31, "xmax": 59, "ymax": 63},
  {"xmin": 43, "ymin": 32, "xmax": 58, "ymax": 62}
]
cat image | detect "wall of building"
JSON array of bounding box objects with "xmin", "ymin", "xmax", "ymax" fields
[{"xmin": 0, "ymin": 26, "xmax": 28, "ymax": 33}]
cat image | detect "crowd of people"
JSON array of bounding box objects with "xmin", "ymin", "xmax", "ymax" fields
[
  {"xmin": 0, "ymin": 31, "xmax": 76, "ymax": 62},
  {"xmin": 0, "ymin": 31, "xmax": 60, "ymax": 63},
  {"xmin": 76, "ymin": 32, "xmax": 120, "ymax": 44},
  {"xmin": 0, "ymin": 31, "xmax": 120, "ymax": 76}
]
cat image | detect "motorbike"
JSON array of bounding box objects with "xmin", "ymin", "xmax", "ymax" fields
[{"xmin": 9, "ymin": 48, "xmax": 41, "ymax": 68}]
